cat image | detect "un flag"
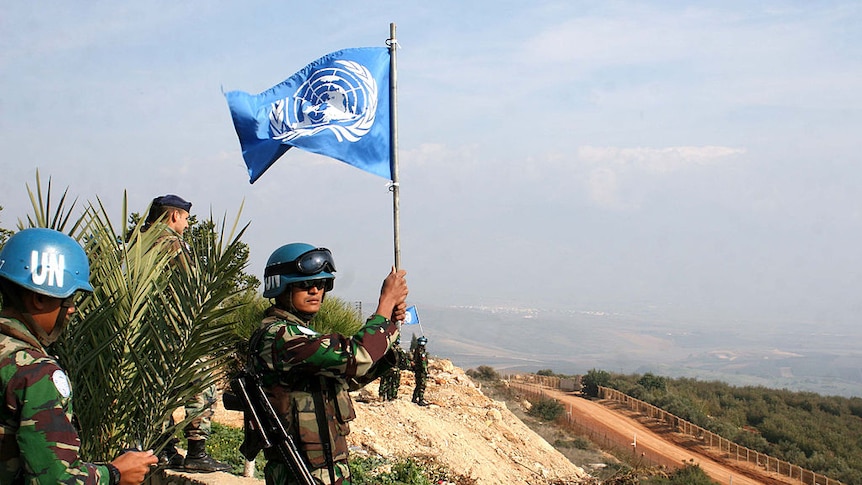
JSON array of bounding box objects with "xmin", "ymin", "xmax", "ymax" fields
[{"xmin": 226, "ymin": 47, "xmax": 391, "ymax": 183}]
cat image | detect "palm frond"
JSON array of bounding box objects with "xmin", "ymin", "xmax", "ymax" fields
[
  {"xmin": 21, "ymin": 170, "xmax": 81, "ymax": 233},
  {"xmin": 38, "ymin": 185, "xmax": 254, "ymax": 458}
]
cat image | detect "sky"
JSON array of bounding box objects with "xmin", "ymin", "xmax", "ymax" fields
[{"xmin": 1, "ymin": 1, "xmax": 861, "ymax": 331}]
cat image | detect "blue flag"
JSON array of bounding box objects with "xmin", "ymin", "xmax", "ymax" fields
[
  {"xmin": 403, "ymin": 305, "xmax": 420, "ymax": 325},
  {"xmin": 225, "ymin": 47, "xmax": 391, "ymax": 183},
  {"xmin": 401, "ymin": 305, "xmax": 419, "ymax": 325}
]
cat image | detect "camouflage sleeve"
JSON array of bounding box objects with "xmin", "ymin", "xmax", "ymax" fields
[
  {"xmin": 258, "ymin": 314, "xmax": 400, "ymax": 381},
  {"xmin": 2, "ymin": 350, "xmax": 109, "ymax": 484},
  {"xmin": 347, "ymin": 347, "xmax": 398, "ymax": 389}
]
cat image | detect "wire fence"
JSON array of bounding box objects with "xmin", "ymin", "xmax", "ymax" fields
[
  {"xmin": 504, "ymin": 373, "xmax": 843, "ymax": 485},
  {"xmin": 509, "ymin": 377, "xmax": 674, "ymax": 471}
]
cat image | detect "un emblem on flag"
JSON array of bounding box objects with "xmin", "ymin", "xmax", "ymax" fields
[{"xmin": 269, "ymin": 60, "xmax": 378, "ymax": 143}]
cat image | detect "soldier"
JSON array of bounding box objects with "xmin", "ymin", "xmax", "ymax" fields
[
  {"xmin": 411, "ymin": 336, "xmax": 430, "ymax": 406},
  {"xmin": 0, "ymin": 228, "xmax": 158, "ymax": 484},
  {"xmin": 377, "ymin": 336, "xmax": 408, "ymax": 401},
  {"xmin": 249, "ymin": 243, "xmax": 408, "ymax": 484},
  {"xmin": 144, "ymin": 195, "xmax": 230, "ymax": 473}
]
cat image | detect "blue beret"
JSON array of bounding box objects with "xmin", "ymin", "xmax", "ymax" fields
[{"xmin": 152, "ymin": 194, "xmax": 192, "ymax": 212}]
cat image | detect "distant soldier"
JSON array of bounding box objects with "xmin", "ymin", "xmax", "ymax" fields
[
  {"xmin": 143, "ymin": 194, "xmax": 229, "ymax": 473},
  {"xmin": 378, "ymin": 336, "xmax": 409, "ymax": 401},
  {"xmin": 411, "ymin": 336, "xmax": 430, "ymax": 406}
]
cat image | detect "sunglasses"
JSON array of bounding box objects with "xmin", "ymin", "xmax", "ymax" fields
[
  {"xmin": 292, "ymin": 279, "xmax": 330, "ymax": 291},
  {"xmin": 264, "ymin": 248, "xmax": 336, "ymax": 278}
]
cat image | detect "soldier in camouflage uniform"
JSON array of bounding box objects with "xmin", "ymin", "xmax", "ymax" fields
[
  {"xmin": 411, "ymin": 336, "xmax": 430, "ymax": 406},
  {"xmin": 377, "ymin": 336, "xmax": 408, "ymax": 401},
  {"xmin": 0, "ymin": 228, "xmax": 158, "ymax": 484},
  {"xmin": 250, "ymin": 243, "xmax": 408, "ymax": 484},
  {"xmin": 143, "ymin": 195, "xmax": 230, "ymax": 473}
]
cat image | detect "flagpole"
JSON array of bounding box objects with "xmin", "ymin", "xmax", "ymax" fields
[{"xmin": 387, "ymin": 22, "xmax": 401, "ymax": 271}]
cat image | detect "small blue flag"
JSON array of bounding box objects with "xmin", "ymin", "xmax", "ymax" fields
[
  {"xmin": 403, "ymin": 305, "xmax": 420, "ymax": 325},
  {"xmin": 225, "ymin": 47, "xmax": 391, "ymax": 183}
]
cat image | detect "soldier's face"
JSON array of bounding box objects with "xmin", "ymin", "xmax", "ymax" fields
[
  {"xmin": 291, "ymin": 284, "xmax": 324, "ymax": 314},
  {"xmin": 27, "ymin": 292, "xmax": 74, "ymax": 334},
  {"xmin": 168, "ymin": 209, "xmax": 190, "ymax": 235}
]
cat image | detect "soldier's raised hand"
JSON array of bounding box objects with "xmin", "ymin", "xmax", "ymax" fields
[{"xmin": 376, "ymin": 267, "xmax": 408, "ymax": 319}]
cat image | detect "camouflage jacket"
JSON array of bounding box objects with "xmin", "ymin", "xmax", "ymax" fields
[
  {"xmin": 394, "ymin": 345, "xmax": 411, "ymax": 371},
  {"xmin": 250, "ymin": 306, "xmax": 400, "ymax": 469},
  {"xmin": 153, "ymin": 232, "xmax": 193, "ymax": 270},
  {"xmin": 412, "ymin": 347, "xmax": 428, "ymax": 374},
  {"xmin": 0, "ymin": 316, "xmax": 110, "ymax": 484}
]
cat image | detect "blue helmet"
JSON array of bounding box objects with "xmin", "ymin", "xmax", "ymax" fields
[
  {"xmin": 263, "ymin": 243, "xmax": 335, "ymax": 298},
  {"xmin": 0, "ymin": 228, "xmax": 94, "ymax": 298},
  {"xmin": 418, "ymin": 336, "xmax": 428, "ymax": 346}
]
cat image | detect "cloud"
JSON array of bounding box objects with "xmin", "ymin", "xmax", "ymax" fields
[
  {"xmin": 521, "ymin": 4, "xmax": 838, "ymax": 69},
  {"xmin": 514, "ymin": 4, "xmax": 862, "ymax": 113},
  {"xmin": 523, "ymin": 11, "xmax": 696, "ymax": 66},
  {"xmin": 578, "ymin": 145, "xmax": 745, "ymax": 172},
  {"xmin": 577, "ymin": 145, "xmax": 745, "ymax": 209}
]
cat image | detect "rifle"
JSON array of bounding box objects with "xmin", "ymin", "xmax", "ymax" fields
[{"xmin": 223, "ymin": 371, "xmax": 316, "ymax": 485}]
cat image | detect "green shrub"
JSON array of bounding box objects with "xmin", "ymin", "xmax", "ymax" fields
[
  {"xmin": 552, "ymin": 438, "xmax": 571, "ymax": 448},
  {"xmin": 646, "ymin": 463, "xmax": 717, "ymax": 484},
  {"xmin": 582, "ymin": 369, "xmax": 611, "ymax": 397},
  {"xmin": 637, "ymin": 373, "xmax": 666, "ymax": 391},
  {"xmin": 572, "ymin": 436, "xmax": 593, "ymax": 450},
  {"xmin": 553, "ymin": 436, "xmax": 593, "ymax": 450},
  {"xmin": 350, "ymin": 455, "xmax": 459, "ymax": 485},
  {"xmin": 312, "ymin": 296, "xmax": 364, "ymax": 335},
  {"xmin": 466, "ymin": 365, "xmax": 500, "ymax": 381},
  {"xmin": 528, "ymin": 397, "xmax": 564, "ymax": 421}
]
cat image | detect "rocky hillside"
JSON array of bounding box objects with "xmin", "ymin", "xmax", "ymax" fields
[
  {"xmin": 348, "ymin": 358, "xmax": 589, "ymax": 484},
  {"xmin": 209, "ymin": 358, "xmax": 591, "ymax": 484}
]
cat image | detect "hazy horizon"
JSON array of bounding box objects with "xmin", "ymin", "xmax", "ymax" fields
[{"xmin": 400, "ymin": 303, "xmax": 862, "ymax": 398}]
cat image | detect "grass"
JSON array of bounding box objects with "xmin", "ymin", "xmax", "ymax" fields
[
  {"xmin": 201, "ymin": 423, "xmax": 464, "ymax": 484},
  {"xmin": 207, "ymin": 423, "xmax": 267, "ymax": 477}
]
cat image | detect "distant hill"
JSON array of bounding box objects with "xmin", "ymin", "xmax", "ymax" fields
[{"xmin": 403, "ymin": 304, "xmax": 862, "ymax": 397}]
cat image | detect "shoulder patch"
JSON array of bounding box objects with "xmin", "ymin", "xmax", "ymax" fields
[
  {"xmin": 52, "ymin": 369, "xmax": 72, "ymax": 398},
  {"xmin": 296, "ymin": 325, "xmax": 319, "ymax": 336}
]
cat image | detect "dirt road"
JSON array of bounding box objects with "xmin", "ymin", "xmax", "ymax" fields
[{"xmin": 511, "ymin": 383, "xmax": 799, "ymax": 485}]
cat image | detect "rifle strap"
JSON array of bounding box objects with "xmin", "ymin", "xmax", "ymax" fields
[
  {"xmin": 248, "ymin": 318, "xmax": 312, "ymax": 389},
  {"xmin": 311, "ymin": 377, "xmax": 337, "ymax": 485},
  {"xmin": 246, "ymin": 320, "xmax": 277, "ymax": 370}
]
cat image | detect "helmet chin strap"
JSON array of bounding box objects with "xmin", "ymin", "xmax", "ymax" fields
[{"xmin": 19, "ymin": 311, "xmax": 67, "ymax": 347}]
